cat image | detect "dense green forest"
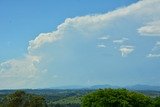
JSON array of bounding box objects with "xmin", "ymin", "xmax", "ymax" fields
[
  {"xmin": 82, "ymin": 89, "xmax": 160, "ymax": 107},
  {"xmin": 0, "ymin": 89, "xmax": 160, "ymax": 107},
  {"xmin": 0, "ymin": 89, "xmax": 92, "ymax": 107}
]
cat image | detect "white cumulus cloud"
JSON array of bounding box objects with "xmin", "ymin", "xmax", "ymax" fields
[
  {"xmin": 28, "ymin": 32, "xmax": 61, "ymax": 53},
  {"xmin": 0, "ymin": 55, "xmax": 41, "ymax": 89},
  {"xmin": 27, "ymin": 0, "xmax": 160, "ymax": 52},
  {"xmin": 138, "ymin": 20, "xmax": 160, "ymax": 36}
]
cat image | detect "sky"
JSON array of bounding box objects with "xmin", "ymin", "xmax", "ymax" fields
[{"xmin": 0, "ymin": 0, "xmax": 160, "ymax": 89}]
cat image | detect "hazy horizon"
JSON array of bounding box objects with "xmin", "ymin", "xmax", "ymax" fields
[{"xmin": 0, "ymin": 0, "xmax": 160, "ymax": 89}]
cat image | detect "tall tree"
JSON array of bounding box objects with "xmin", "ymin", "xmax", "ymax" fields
[
  {"xmin": 82, "ymin": 89, "xmax": 153, "ymax": 107},
  {"xmin": 1, "ymin": 90, "xmax": 47, "ymax": 107}
]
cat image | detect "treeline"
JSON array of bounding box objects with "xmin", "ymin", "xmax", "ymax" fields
[{"xmin": 0, "ymin": 89, "xmax": 160, "ymax": 107}]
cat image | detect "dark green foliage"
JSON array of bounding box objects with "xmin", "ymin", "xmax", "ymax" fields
[
  {"xmin": 153, "ymin": 97, "xmax": 160, "ymax": 107},
  {"xmin": 48, "ymin": 96, "xmax": 81, "ymax": 107},
  {"xmin": 1, "ymin": 90, "xmax": 47, "ymax": 107},
  {"xmin": 82, "ymin": 88, "xmax": 153, "ymax": 107},
  {"xmin": 48, "ymin": 103, "xmax": 80, "ymax": 107}
]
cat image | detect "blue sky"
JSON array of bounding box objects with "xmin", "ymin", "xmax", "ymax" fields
[
  {"xmin": 0, "ymin": 0, "xmax": 137, "ymax": 61},
  {"xmin": 0, "ymin": 0, "xmax": 160, "ymax": 89}
]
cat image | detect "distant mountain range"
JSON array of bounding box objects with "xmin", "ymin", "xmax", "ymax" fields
[
  {"xmin": 49, "ymin": 84, "xmax": 160, "ymax": 91},
  {"xmin": 125, "ymin": 84, "xmax": 160, "ymax": 91},
  {"xmin": 89, "ymin": 84, "xmax": 120, "ymax": 89}
]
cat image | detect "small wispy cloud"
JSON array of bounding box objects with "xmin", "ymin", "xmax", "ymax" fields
[
  {"xmin": 113, "ymin": 38, "xmax": 129, "ymax": 44},
  {"xmin": 147, "ymin": 41, "xmax": 160, "ymax": 58},
  {"xmin": 147, "ymin": 54, "xmax": 160, "ymax": 58},
  {"xmin": 97, "ymin": 44, "xmax": 106, "ymax": 48},
  {"xmin": 98, "ymin": 36, "xmax": 110, "ymax": 40},
  {"xmin": 119, "ymin": 45, "xmax": 134, "ymax": 57}
]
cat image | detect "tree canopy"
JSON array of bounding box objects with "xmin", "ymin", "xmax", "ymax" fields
[
  {"xmin": 82, "ymin": 88, "xmax": 153, "ymax": 107},
  {"xmin": 0, "ymin": 90, "xmax": 47, "ymax": 107}
]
